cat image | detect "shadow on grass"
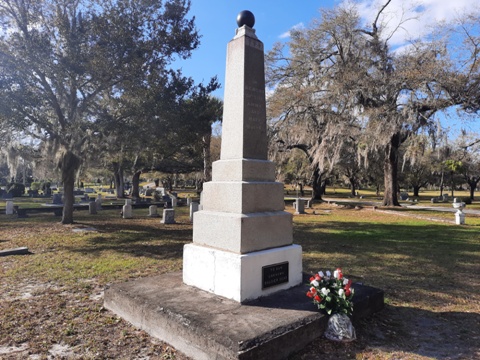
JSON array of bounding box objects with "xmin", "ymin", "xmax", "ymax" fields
[
  {"xmin": 297, "ymin": 219, "xmax": 480, "ymax": 308},
  {"xmin": 293, "ymin": 304, "xmax": 480, "ymax": 359},
  {"xmin": 297, "ymin": 220, "xmax": 479, "ymax": 266},
  {"xmin": 351, "ymin": 305, "xmax": 480, "ymax": 360},
  {"xmin": 68, "ymin": 222, "xmax": 191, "ymax": 261}
]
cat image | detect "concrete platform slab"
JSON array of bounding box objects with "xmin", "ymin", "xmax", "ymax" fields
[{"xmin": 104, "ymin": 272, "xmax": 383, "ymax": 360}]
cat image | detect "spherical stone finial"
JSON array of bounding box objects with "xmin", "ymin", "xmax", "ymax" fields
[{"xmin": 236, "ymin": 10, "xmax": 255, "ymax": 28}]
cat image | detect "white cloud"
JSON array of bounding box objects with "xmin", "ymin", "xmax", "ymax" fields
[
  {"xmin": 279, "ymin": 22, "xmax": 305, "ymax": 39},
  {"xmin": 345, "ymin": 0, "xmax": 479, "ymax": 46}
]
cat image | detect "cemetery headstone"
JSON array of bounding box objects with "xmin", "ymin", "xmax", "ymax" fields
[
  {"xmin": 5, "ymin": 199, "xmax": 14, "ymax": 215},
  {"xmin": 148, "ymin": 205, "xmax": 159, "ymax": 218},
  {"xmin": 294, "ymin": 198, "xmax": 305, "ymax": 214},
  {"xmin": 95, "ymin": 194, "xmax": 102, "ymax": 211},
  {"xmin": 103, "ymin": 13, "xmax": 384, "ymax": 360},
  {"xmin": 88, "ymin": 201, "xmax": 97, "ymax": 215},
  {"xmin": 189, "ymin": 202, "xmax": 199, "ymax": 222},
  {"xmin": 122, "ymin": 199, "xmax": 133, "ymax": 219},
  {"xmin": 183, "ymin": 12, "xmax": 302, "ymax": 302},
  {"xmin": 453, "ymin": 198, "xmax": 466, "ymax": 225},
  {"xmin": 161, "ymin": 208, "xmax": 175, "ymax": 224}
]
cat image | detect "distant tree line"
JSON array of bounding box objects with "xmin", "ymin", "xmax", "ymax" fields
[
  {"xmin": 0, "ymin": 0, "xmax": 222, "ymax": 224},
  {"xmin": 266, "ymin": 0, "xmax": 479, "ymax": 205}
]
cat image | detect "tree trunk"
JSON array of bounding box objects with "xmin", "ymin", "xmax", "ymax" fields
[
  {"xmin": 450, "ymin": 173, "xmax": 455, "ymax": 198},
  {"xmin": 320, "ymin": 180, "xmax": 327, "ymax": 196},
  {"xmin": 468, "ymin": 179, "xmax": 478, "ymax": 200},
  {"xmin": 132, "ymin": 170, "xmax": 141, "ymax": 199},
  {"xmin": 382, "ymin": 136, "xmax": 400, "ymax": 206},
  {"xmin": 113, "ymin": 162, "xmax": 125, "ymax": 198},
  {"xmin": 413, "ymin": 185, "xmax": 420, "ymax": 197},
  {"xmin": 439, "ymin": 171, "xmax": 444, "ymax": 196},
  {"xmin": 311, "ymin": 165, "xmax": 323, "ymax": 201},
  {"xmin": 349, "ymin": 177, "xmax": 356, "ymax": 196},
  {"xmin": 203, "ymin": 132, "xmax": 212, "ymax": 182},
  {"xmin": 59, "ymin": 151, "xmax": 81, "ymax": 224}
]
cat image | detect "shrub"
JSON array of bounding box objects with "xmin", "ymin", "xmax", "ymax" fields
[
  {"xmin": 7, "ymin": 183, "xmax": 25, "ymax": 197},
  {"xmin": 30, "ymin": 182, "xmax": 42, "ymax": 191}
]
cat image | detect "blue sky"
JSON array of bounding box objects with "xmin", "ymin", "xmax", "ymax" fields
[
  {"xmin": 175, "ymin": 0, "xmax": 336, "ymax": 98},
  {"xmin": 177, "ymin": 0, "xmax": 476, "ymax": 96},
  {"xmin": 175, "ymin": 0, "xmax": 478, "ymax": 136}
]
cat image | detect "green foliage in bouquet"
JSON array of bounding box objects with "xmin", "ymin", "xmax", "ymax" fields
[{"xmin": 306, "ymin": 268, "xmax": 354, "ymax": 315}]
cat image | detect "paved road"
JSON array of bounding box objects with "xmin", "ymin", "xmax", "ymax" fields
[
  {"xmin": 404, "ymin": 204, "xmax": 480, "ymax": 215},
  {"xmin": 321, "ymin": 197, "xmax": 480, "ymax": 215}
]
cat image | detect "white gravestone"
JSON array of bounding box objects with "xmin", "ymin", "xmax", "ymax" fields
[
  {"xmin": 161, "ymin": 208, "xmax": 175, "ymax": 224},
  {"xmin": 5, "ymin": 200, "xmax": 14, "ymax": 215},
  {"xmin": 148, "ymin": 205, "xmax": 159, "ymax": 217},
  {"xmin": 294, "ymin": 199, "xmax": 305, "ymax": 214},
  {"xmin": 186, "ymin": 197, "xmax": 192, "ymax": 206},
  {"xmin": 88, "ymin": 201, "xmax": 97, "ymax": 215},
  {"xmin": 453, "ymin": 198, "xmax": 466, "ymax": 225},
  {"xmin": 189, "ymin": 202, "xmax": 199, "ymax": 222},
  {"xmin": 170, "ymin": 196, "xmax": 177, "ymax": 208},
  {"xmin": 122, "ymin": 199, "xmax": 133, "ymax": 219},
  {"xmin": 183, "ymin": 21, "xmax": 302, "ymax": 302},
  {"xmin": 95, "ymin": 194, "xmax": 102, "ymax": 211}
]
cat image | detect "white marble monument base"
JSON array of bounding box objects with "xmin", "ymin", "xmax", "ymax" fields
[{"xmin": 183, "ymin": 243, "xmax": 302, "ymax": 303}]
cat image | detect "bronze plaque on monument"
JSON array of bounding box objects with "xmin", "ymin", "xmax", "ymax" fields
[{"xmin": 262, "ymin": 262, "xmax": 289, "ymax": 289}]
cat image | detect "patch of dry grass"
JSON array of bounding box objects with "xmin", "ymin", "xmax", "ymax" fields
[{"xmin": 1, "ymin": 204, "xmax": 479, "ymax": 359}]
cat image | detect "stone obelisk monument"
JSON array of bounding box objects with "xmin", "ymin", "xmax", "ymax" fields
[
  {"xmin": 104, "ymin": 13, "xmax": 383, "ymax": 358},
  {"xmin": 183, "ymin": 10, "xmax": 302, "ymax": 302}
]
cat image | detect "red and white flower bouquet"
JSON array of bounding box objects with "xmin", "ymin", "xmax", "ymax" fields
[{"xmin": 306, "ymin": 268, "xmax": 356, "ymax": 341}]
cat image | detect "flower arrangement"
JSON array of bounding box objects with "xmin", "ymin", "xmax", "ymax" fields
[{"xmin": 306, "ymin": 268, "xmax": 354, "ymax": 316}]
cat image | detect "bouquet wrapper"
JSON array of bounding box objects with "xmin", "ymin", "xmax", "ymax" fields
[{"xmin": 324, "ymin": 313, "xmax": 356, "ymax": 342}]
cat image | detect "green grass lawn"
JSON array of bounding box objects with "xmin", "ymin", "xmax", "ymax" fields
[{"xmin": 1, "ymin": 203, "xmax": 479, "ymax": 359}]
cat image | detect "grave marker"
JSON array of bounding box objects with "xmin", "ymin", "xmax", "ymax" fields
[
  {"xmin": 189, "ymin": 202, "xmax": 199, "ymax": 222},
  {"xmin": 294, "ymin": 198, "xmax": 305, "ymax": 214},
  {"xmin": 161, "ymin": 208, "xmax": 175, "ymax": 224},
  {"xmin": 88, "ymin": 201, "xmax": 97, "ymax": 215},
  {"xmin": 104, "ymin": 12, "xmax": 384, "ymax": 360},
  {"xmin": 183, "ymin": 12, "xmax": 302, "ymax": 302},
  {"xmin": 95, "ymin": 194, "xmax": 102, "ymax": 211},
  {"xmin": 148, "ymin": 205, "xmax": 159, "ymax": 217},
  {"xmin": 122, "ymin": 199, "xmax": 133, "ymax": 219},
  {"xmin": 5, "ymin": 199, "xmax": 14, "ymax": 215}
]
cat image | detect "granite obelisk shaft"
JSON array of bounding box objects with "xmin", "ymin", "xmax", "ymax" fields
[{"xmin": 183, "ymin": 22, "xmax": 302, "ymax": 303}]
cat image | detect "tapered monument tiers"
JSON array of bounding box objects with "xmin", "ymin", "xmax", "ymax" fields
[
  {"xmin": 104, "ymin": 12, "xmax": 384, "ymax": 359},
  {"xmin": 183, "ymin": 10, "xmax": 302, "ymax": 302}
]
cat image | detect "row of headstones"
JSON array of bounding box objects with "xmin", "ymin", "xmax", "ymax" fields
[
  {"xmin": 5, "ymin": 196, "xmax": 301, "ymax": 217},
  {"xmin": 88, "ymin": 198, "xmax": 202, "ymax": 224},
  {"xmin": 431, "ymin": 194, "xmax": 450, "ymax": 203}
]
